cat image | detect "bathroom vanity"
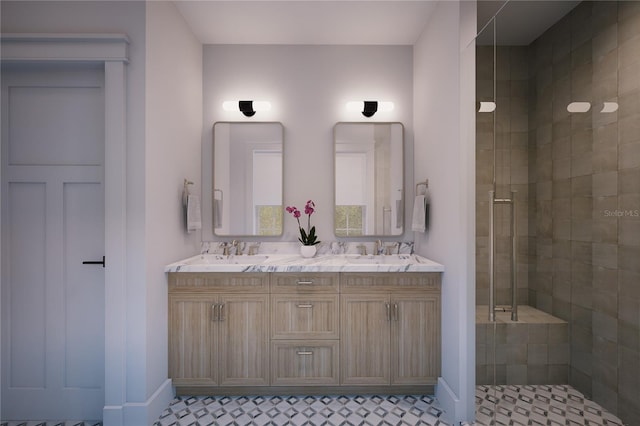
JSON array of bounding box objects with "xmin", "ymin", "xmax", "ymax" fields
[{"xmin": 166, "ymin": 254, "xmax": 443, "ymax": 395}]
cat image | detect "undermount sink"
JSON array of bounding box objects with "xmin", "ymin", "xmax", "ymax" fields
[
  {"xmin": 186, "ymin": 254, "xmax": 269, "ymax": 265},
  {"xmin": 344, "ymin": 254, "xmax": 412, "ymax": 265}
]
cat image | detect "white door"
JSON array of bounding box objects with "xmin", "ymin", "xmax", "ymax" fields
[{"xmin": 1, "ymin": 63, "xmax": 105, "ymax": 421}]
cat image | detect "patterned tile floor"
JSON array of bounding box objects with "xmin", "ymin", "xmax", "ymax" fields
[
  {"xmin": 0, "ymin": 385, "xmax": 627, "ymax": 426},
  {"xmin": 475, "ymin": 385, "xmax": 626, "ymax": 426},
  {"xmin": 153, "ymin": 394, "xmax": 447, "ymax": 426}
]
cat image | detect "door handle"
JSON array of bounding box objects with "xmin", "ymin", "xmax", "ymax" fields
[
  {"xmin": 385, "ymin": 303, "xmax": 391, "ymax": 321},
  {"xmin": 82, "ymin": 255, "xmax": 105, "ymax": 268}
]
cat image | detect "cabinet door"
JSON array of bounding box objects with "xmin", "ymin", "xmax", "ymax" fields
[
  {"xmin": 391, "ymin": 294, "xmax": 441, "ymax": 384},
  {"xmin": 168, "ymin": 295, "xmax": 218, "ymax": 386},
  {"xmin": 218, "ymin": 294, "xmax": 270, "ymax": 386},
  {"xmin": 340, "ymin": 294, "xmax": 390, "ymax": 385}
]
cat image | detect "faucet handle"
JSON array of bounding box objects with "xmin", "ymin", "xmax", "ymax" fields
[
  {"xmin": 248, "ymin": 244, "xmax": 260, "ymax": 256},
  {"xmin": 219, "ymin": 241, "xmax": 230, "ymax": 256},
  {"xmin": 357, "ymin": 244, "xmax": 367, "ymax": 256},
  {"xmin": 385, "ymin": 242, "xmax": 399, "ymax": 255}
]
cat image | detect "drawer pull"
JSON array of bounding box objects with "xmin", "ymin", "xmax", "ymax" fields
[
  {"xmin": 297, "ymin": 351, "xmax": 313, "ymax": 356},
  {"xmin": 297, "ymin": 304, "xmax": 313, "ymax": 308},
  {"xmin": 296, "ymin": 280, "xmax": 314, "ymax": 285},
  {"xmin": 211, "ymin": 304, "xmax": 218, "ymax": 321}
]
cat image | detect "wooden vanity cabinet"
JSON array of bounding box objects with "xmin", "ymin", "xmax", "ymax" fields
[
  {"xmin": 168, "ymin": 270, "xmax": 441, "ymax": 394},
  {"xmin": 340, "ymin": 273, "xmax": 441, "ymax": 386},
  {"xmin": 168, "ymin": 273, "xmax": 269, "ymax": 388}
]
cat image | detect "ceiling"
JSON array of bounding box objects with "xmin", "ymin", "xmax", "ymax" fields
[
  {"xmin": 174, "ymin": 0, "xmax": 581, "ymax": 46},
  {"xmin": 174, "ymin": 1, "xmax": 437, "ymax": 45},
  {"xmin": 476, "ymin": 1, "xmax": 580, "ymax": 45}
]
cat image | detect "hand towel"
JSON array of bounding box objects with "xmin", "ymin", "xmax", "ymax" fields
[
  {"xmin": 411, "ymin": 195, "xmax": 426, "ymax": 233},
  {"xmin": 213, "ymin": 198, "xmax": 222, "ymax": 228},
  {"xmin": 187, "ymin": 194, "xmax": 202, "ymax": 233}
]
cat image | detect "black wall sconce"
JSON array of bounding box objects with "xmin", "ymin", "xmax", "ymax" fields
[
  {"xmin": 346, "ymin": 101, "xmax": 394, "ymax": 117},
  {"xmin": 223, "ymin": 100, "xmax": 271, "ymax": 117}
]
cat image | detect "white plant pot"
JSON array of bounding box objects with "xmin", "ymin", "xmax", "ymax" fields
[{"xmin": 300, "ymin": 245, "xmax": 317, "ymax": 258}]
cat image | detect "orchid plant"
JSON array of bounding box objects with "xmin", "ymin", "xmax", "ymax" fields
[{"xmin": 286, "ymin": 200, "xmax": 321, "ymax": 246}]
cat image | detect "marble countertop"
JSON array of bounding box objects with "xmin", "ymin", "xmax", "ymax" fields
[{"xmin": 165, "ymin": 253, "xmax": 444, "ymax": 273}]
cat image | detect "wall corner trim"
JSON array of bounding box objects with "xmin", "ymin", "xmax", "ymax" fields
[
  {"xmin": 436, "ymin": 376, "xmax": 463, "ymax": 425},
  {"xmin": 1, "ymin": 33, "xmax": 130, "ymax": 63},
  {"xmin": 120, "ymin": 379, "xmax": 174, "ymax": 426}
]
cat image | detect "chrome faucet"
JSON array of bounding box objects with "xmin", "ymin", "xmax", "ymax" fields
[
  {"xmin": 375, "ymin": 240, "xmax": 383, "ymax": 255},
  {"xmin": 232, "ymin": 240, "xmax": 244, "ymax": 255}
]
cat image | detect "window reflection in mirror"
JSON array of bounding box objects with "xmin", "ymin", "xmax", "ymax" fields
[
  {"xmin": 213, "ymin": 122, "xmax": 284, "ymax": 236},
  {"xmin": 334, "ymin": 122, "xmax": 404, "ymax": 237}
]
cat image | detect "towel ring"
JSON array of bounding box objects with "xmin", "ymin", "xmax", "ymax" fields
[
  {"xmin": 415, "ymin": 179, "xmax": 429, "ymax": 195},
  {"xmin": 183, "ymin": 179, "xmax": 194, "ymax": 206}
]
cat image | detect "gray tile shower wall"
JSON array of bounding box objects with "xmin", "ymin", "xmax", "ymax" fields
[
  {"xmin": 476, "ymin": 2, "xmax": 640, "ymax": 424},
  {"xmin": 476, "ymin": 45, "xmax": 532, "ymax": 308}
]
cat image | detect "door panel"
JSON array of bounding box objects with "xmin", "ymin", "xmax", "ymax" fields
[
  {"xmin": 392, "ymin": 295, "xmax": 441, "ymax": 384},
  {"xmin": 64, "ymin": 183, "xmax": 104, "ymax": 388},
  {"xmin": 1, "ymin": 64, "xmax": 105, "ymax": 420},
  {"xmin": 7, "ymin": 182, "xmax": 47, "ymax": 388},
  {"xmin": 218, "ymin": 294, "xmax": 269, "ymax": 386},
  {"xmin": 8, "ymin": 86, "xmax": 103, "ymax": 165},
  {"xmin": 340, "ymin": 294, "xmax": 390, "ymax": 385},
  {"xmin": 168, "ymin": 295, "xmax": 218, "ymax": 386}
]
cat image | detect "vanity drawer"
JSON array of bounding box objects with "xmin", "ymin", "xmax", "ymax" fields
[
  {"xmin": 271, "ymin": 340, "xmax": 339, "ymax": 386},
  {"xmin": 271, "ymin": 273, "xmax": 339, "ymax": 293},
  {"xmin": 271, "ymin": 295, "xmax": 339, "ymax": 339},
  {"xmin": 168, "ymin": 272, "xmax": 269, "ymax": 293},
  {"xmin": 341, "ymin": 272, "xmax": 441, "ymax": 293}
]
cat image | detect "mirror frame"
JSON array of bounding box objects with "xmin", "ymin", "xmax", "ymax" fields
[
  {"xmin": 212, "ymin": 121, "xmax": 285, "ymax": 237},
  {"xmin": 333, "ymin": 121, "xmax": 405, "ymax": 238}
]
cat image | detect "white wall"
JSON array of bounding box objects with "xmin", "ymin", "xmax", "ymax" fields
[
  {"xmin": 1, "ymin": 1, "xmax": 202, "ymax": 424},
  {"xmin": 144, "ymin": 1, "xmax": 202, "ymax": 424},
  {"xmin": 201, "ymin": 44, "xmax": 414, "ymax": 242},
  {"xmin": 1, "ymin": 1, "xmax": 148, "ymax": 424},
  {"xmin": 413, "ymin": 1, "xmax": 476, "ymax": 424}
]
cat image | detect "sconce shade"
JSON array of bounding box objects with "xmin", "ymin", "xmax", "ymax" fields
[
  {"xmin": 222, "ymin": 100, "xmax": 271, "ymax": 117},
  {"xmin": 346, "ymin": 100, "xmax": 394, "ymax": 117},
  {"xmin": 239, "ymin": 100, "xmax": 255, "ymax": 117}
]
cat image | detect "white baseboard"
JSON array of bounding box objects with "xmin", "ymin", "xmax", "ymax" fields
[
  {"xmin": 104, "ymin": 379, "xmax": 174, "ymax": 426},
  {"xmin": 436, "ymin": 376, "xmax": 460, "ymax": 425}
]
